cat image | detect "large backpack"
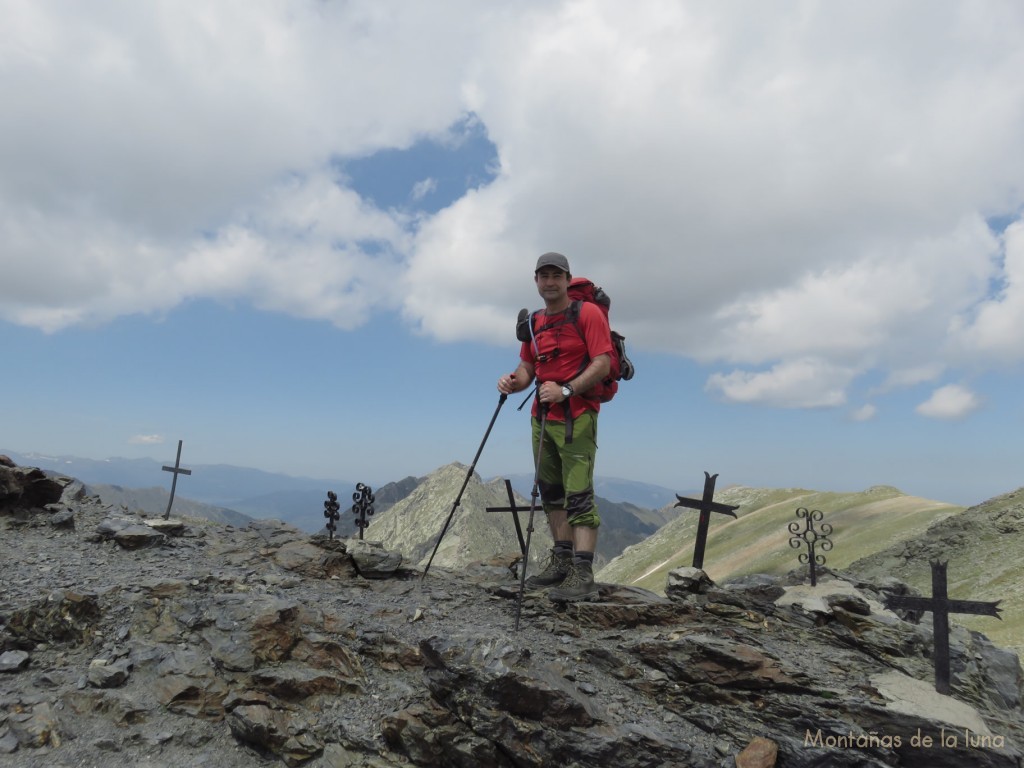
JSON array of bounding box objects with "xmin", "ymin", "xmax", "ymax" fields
[{"xmin": 517, "ymin": 276, "xmax": 634, "ymax": 403}]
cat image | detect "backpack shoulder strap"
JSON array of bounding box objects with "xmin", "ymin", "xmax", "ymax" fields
[
  {"xmin": 533, "ymin": 302, "xmax": 581, "ymax": 334},
  {"xmin": 567, "ymin": 299, "xmax": 582, "ymax": 325},
  {"xmin": 566, "ymin": 300, "xmax": 591, "ymax": 371}
]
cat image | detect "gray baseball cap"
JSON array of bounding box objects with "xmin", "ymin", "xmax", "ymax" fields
[{"xmin": 535, "ymin": 252, "xmax": 570, "ymax": 273}]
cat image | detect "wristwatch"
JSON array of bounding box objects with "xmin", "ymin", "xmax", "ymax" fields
[{"xmin": 561, "ymin": 383, "xmax": 574, "ymax": 399}]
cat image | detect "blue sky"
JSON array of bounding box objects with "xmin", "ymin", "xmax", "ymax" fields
[{"xmin": 2, "ymin": 1, "xmax": 1024, "ymax": 506}]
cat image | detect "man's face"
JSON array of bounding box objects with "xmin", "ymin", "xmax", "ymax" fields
[{"xmin": 535, "ymin": 267, "xmax": 569, "ymax": 301}]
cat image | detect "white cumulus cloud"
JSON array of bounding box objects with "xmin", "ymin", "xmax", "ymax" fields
[
  {"xmin": 411, "ymin": 178, "xmax": 438, "ymax": 201},
  {"xmin": 915, "ymin": 384, "xmax": 982, "ymax": 420},
  {"xmin": 950, "ymin": 221, "xmax": 1024, "ymax": 361},
  {"xmin": 850, "ymin": 405, "xmax": 877, "ymax": 422},
  {"xmin": 705, "ymin": 358, "xmax": 854, "ymax": 409},
  {"xmin": 129, "ymin": 434, "xmax": 165, "ymax": 446},
  {"xmin": 2, "ymin": 1, "xmax": 1024, "ymax": 416}
]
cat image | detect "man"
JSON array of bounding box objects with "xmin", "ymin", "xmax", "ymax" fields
[{"xmin": 497, "ymin": 252, "xmax": 613, "ymax": 602}]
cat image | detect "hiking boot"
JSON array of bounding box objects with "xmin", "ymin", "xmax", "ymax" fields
[
  {"xmin": 524, "ymin": 551, "xmax": 572, "ymax": 589},
  {"xmin": 548, "ymin": 560, "xmax": 599, "ymax": 602}
]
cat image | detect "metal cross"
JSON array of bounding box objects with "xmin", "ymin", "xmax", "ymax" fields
[
  {"xmin": 674, "ymin": 471, "xmax": 739, "ymax": 569},
  {"xmin": 485, "ymin": 479, "xmax": 528, "ymax": 555},
  {"xmin": 788, "ymin": 507, "xmax": 833, "ymax": 586},
  {"xmin": 323, "ymin": 491, "xmax": 341, "ymax": 540},
  {"xmin": 351, "ymin": 482, "xmax": 375, "ymax": 540},
  {"xmin": 884, "ymin": 560, "xmax": 1002, "ymax": 694},
  {"xmin": 161, "ymin": 439, "xmax": 192, "ymax": 520}
]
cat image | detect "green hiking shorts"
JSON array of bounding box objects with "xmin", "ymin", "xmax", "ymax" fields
[{"xmin": 532, "ymin": 410, "xmax": 601, "ymax": 528}]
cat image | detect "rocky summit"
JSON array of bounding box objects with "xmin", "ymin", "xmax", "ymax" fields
[{"xmin": 1, "ymin": 459, "xmax": 1023, "ymax": 768}]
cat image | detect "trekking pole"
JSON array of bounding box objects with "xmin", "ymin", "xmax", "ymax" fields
[
  {"xmin": 514, "ymin": 403, "xmax": 548, "ymax": 632},
  {"xmin": 421, "ymin": 392, "xmax": 508, "ymax": 582}
]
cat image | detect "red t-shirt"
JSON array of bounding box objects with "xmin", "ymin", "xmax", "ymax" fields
[{"xmin": 519, "ymin": 301, "xmax": 614, "ymax": 421}]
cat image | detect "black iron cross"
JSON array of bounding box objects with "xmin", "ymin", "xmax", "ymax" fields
[
  {"xmin": 351, "ymin": 483, "xmax": 375, "ymax": 540},
  {"xmin": 161, "ymin": 439, "xmax": 192, "ymax": 520},
  {"xmin": 323, "ymin": 491, "xmax": 341, "ymax": 540},
  {"xmin": 884, "ymin": 560, "xmax": 1002, "ymax": 694},
  {"xmin": 788, "ymin": 507, "xmax": 833, "ymax": 586},
  {"xmin": 674, "ymin": 471, "xmax": 739, "ymax": 569},
  {"xmin": 485, "ymin": 479, "xmax": 527, "ymax": 555}
]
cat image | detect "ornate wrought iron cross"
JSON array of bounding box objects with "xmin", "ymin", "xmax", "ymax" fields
[
  {"xmin": 161, "ymin": 439, "xmax": 192, "ymax": 520},
  {"xmin": 485, "ymin": 479, "xmax": 528, "ymax": 555},
  {"xmin": 673, "ymin": 471, "xmax": 739, "ymax": 569},
  {"xmin": 351, "ymin": 482, "xmax": 375, "ymax": 540},
  {"xmin": 788, "ymin": 507, "xmax": 833, "ymax": 586},
  {"xmin": 884, "ymin": 560, "xmax": 1002, "ymax": 694},
  {"xmin": 323, "ymin": 491, "xmax": 341, "ymax": 540}
]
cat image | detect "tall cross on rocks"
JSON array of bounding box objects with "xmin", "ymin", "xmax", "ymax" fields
[
  {"xmin": 674, "ymin": 471, "xmax": 739, "ymax": 569},
  {"xmin": 323, "ymin": 491, "xmax": 341, "ymax": 540},
  {"xmin": 884, "ymin": 560, "xmax": 1002, "ymax": 694},
  {"xmin": 788, "ymin": 507, "xmax": 833, "ymax": 587},
  {"xmin": 161, "ymin": 439, "xmax": 192, "ymax": 520},
  {"xmin": 485, "ymin": 479, "xmax": 528, "ymax": 556},
  {"xmin": 351, "ymin": 483, "xmax": 375, "ymax": 540}
]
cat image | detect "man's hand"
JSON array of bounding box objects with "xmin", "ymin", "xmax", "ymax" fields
[
  {"xmin": 537, "ymin": 380, "xmax": 566, "ymax": 404},
  {"xmin": 497, "ymin": 373, "xmax": 518, "ymax": 394}
]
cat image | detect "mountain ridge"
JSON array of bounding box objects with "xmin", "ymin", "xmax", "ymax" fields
[
  {"xmin": 1, "ymin": 459, "xmax": 1021, "ymax": 767},
  {"xmin": 2, "ymin": 449, "xmax": 677, "ymax": 512}
]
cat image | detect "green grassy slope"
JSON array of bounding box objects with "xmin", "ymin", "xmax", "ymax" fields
[
  {"xmin": 848, "ymin": 487, "xmax": 1024, "ymax": 658},
  {"xmin": 597, "ymin": 485, "xmax": 964, "ymax": 594}
]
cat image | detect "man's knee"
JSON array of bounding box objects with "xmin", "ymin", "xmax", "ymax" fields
[
  {"xmin": 566, "ymin": 490, "xmax": 600, "ymax": 527},
  {"xmin": 538, "ymin": 479, "xmax": 565, "ymax": 511}
]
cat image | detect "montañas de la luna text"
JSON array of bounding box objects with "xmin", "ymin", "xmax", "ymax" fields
[{"xmin": 804, "ymin": 728, "xmax": 1005, "ymax": 750}]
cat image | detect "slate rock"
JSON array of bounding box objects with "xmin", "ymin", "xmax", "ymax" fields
[
  {"xmin": 153, "ymin": 673, "xmax": 231, "ymax": 721},
  {"xmin": 95, "ymin": 517, "xmax": 134, "ymax": 539},
  {"xmin": 49, "ymin": 508, "xmax": 76, "ymax": 528},
  {"xmin": 628, "ymin": 632, "xmax": 811, "ymax": 692},
  {"xmin": 665, "ymin": 566, "xmax": 715, "ymax": 598},
  {"xmin": 0, "ymin": 466, "xmax": 67, "ymax": 511},
  {"xmin": 272, "ymin": 538, "xmax": 358, "ymax": 579},
  {"xmin": 3, "ymin": 590, "xmax": 101, "ymax": 645},
  {"xmin": 346, "ymin": 538, "xmax": 403, "ymax": 579},
  {"xmin": 87, "ymin": 658, "xmax": 132, "ymax": 689},
  {"xmin": 722, "ymin": 572, "xmax": 788, "ymax": 606},
  {"xmin": 951, "ymin": 630, "xmax": 1024, "ymax": 710},
  {"xmin": 827, "ymin": 592, "xmax": 872, "ymax": 616},
  {"xmin": 0, "ymin": 650, "xmax": 30, "ymax": 672},
  {"xmin": 145, "ymin": 517, "xmax": 187, "ymax": 536},
  {"xmin": 7, "ymin": 701, "xmax": 60, "ymax": 749},
  {"xmin": 736, "ymin": 736, "xmax": 779, "ymax": 768},
  {"xmin": 0, "ymin": 728, "xmax": 18, "ymax": 754},
  {"xmin": 113, "ymin": 524, "xmax": 166, "ymax": 549},
  {"xmin": 226, "ymin": 704, "xmax": 323, "ymax": 766}
]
